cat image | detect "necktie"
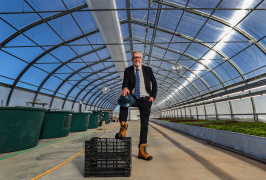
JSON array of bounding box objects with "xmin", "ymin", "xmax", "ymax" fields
[{"xmin": 135, "ymin": 69, "xmax": 140, "ymax": 99}]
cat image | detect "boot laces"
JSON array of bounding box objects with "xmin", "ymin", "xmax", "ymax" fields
[
  {"xmin": 143, "ymin": 146, "xmax": 149, "ymax": 155},
  {"xmin": 120, "ymin": 124, "xmax": 127, "ymax": 133}
]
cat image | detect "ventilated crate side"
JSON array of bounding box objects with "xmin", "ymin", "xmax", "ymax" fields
[{"xmin": 84, "ymin": 137, "xmax": 132, "ymax": 177}]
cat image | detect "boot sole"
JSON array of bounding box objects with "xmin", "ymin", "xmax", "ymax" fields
[
  {"xmin": 115, "ymin": 133, "xmax": 125, "ymax": 139},
  {"xmin": 138, "ymin": 156, "xmax": 153, "ymax": 160}
]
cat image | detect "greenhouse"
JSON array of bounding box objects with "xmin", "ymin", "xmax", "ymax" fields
[{"xmin": 0, "ymin": 0, "xmax": 266, "ymax": 179}]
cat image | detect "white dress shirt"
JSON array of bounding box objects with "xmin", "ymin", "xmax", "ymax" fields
[{"xmin": 132, "ymin": 65, "xmax": 150, "ymax": 97}]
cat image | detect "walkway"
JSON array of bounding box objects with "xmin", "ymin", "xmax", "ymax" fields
[{"xmin": 0, "ymin": 121, "xmax": 265, "ymax": 180}]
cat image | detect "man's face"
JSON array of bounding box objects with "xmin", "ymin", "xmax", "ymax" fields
[{"xmin": 132, "ymin": 53, "xmax": 142, "ymax": 68}]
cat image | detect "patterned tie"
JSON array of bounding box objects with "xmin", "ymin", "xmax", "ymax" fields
[{"xmin": 135, "ymin": 68, "xmax": 140, "ymax": 99}]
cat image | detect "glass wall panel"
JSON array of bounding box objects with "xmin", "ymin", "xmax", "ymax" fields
[
  {"xmin": 258, "ymin": 115, "xmax": 266, "ymax": 123},
  {"xmin": 234, "ymin": 115, "xmax": 254, "ymax": 122},
  {"xmin": 253, "ymin": 95, "xmax": 266, "ymax": 113},
  {"xmin": 216, "ymin": 102, "xmax": 231, "ymax": 114},
  {"xmin": 0, "ymin": 86, "xmax": 11, "ymax": 106},
  {"xmin": 178, "ymin": 109, "xmax": 182, "ymax": 117},
  {"xmin": 64, "ymin": 100, "xmax": 73, "ymax": 110},
  {"xmin": 73, "ymin": 102, "xmax": 79, "ymax": 112},
  {"xmin": 181, "ymin": 108, "xmax": 186, "ymax": 118},
  {"xmin": 185, "ymin": 108, "xmax": 191, "ymax": 117},
  {"xmin": 205, "ymin": 104, "xmax": 216, "ymax": 115},
  {"xmin": 36, "ymin": 94, "xmax": 52, "ymax": 108},
  {"xmin": 205, "ymin": 104, "xmax": 216, "ymax": 120},
  {"xmin": 52, "ymin": 98, "xmax": 64, "ymax": 109},
  {"xmin": 9, "ymin": 89, "xmax": 35, "ymax": 107},
  {"xmin": 197, "ymin": 105, "xmax": 205, "ymax": 115},
  {"xmin": 231, "ymin": 98, "xmax": 253, "ymax": 114},
  {"xmin": 191, "ymin": 107, "xmax": 197, "ymax": 115}
]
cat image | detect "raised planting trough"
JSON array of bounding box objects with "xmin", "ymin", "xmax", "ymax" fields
[{"xmin": 151, "ymin": 119, "xmax": 266, "ymax": 160}]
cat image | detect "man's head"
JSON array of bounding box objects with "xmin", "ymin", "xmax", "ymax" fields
[{"xmin": 132, "ymin": 51, "xmax": 143, "ymax": 68}]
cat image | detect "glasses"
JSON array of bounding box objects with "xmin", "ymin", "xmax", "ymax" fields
[{"xmin": 133, "ymin": 56, "xmax": 142, "ymax": 59}]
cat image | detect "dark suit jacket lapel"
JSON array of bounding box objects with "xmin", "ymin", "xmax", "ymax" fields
[
  {"xmin": 129, "ymin": 65, "xmax": 135, "ymax": 86},
  {"xmin": 142, "ymin": 65, "xmax": 148, "ymax": 86}
]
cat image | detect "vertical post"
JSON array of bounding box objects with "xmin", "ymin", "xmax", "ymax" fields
[
  {"xmin": 204, "ymin": 105, "xmax": 207, "ymax": 120},
  {"xmin": 251, "ymin": 97, "xmax": 258, "ymax": 122},
  {"xmin": 196, "ymin": 106, "xmax": 199, "ymax": 120},
  {"xmin": 214, "ymin": 103, "xmax": 218, "ymax": 121},
  {"xmin": 189, "ymin": 107, "xmax": 192, "ymax": 119},
  {"xmin": 229, "ymin": 101, "xmax": 234, "ymax": 121}
]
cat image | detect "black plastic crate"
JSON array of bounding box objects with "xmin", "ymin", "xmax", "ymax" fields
[{"xmin": 84, "ymin": 137, "xmax": 132, "ymax": 177}]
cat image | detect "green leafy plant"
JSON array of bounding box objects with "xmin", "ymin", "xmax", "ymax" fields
[{"xmin": 159, "ymin": 118, "xmax": 266, "ymax": 137}]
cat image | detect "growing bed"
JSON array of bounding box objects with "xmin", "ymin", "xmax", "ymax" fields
[{"xmin": 151, "ymin": 119, "xmax": 266, "ymax": 161}]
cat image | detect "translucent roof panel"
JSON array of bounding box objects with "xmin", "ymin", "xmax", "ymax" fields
[
  {"xmin": 187, "ymin": 0, "xmax": 220, "ymax": 14},
  {"xmin": 1, "ymin": 0, "xmax": 266, "ymax": 111},
  {"xmin": 176, "ymin": 11, "xmax": 208, "ymax": 38},
  {"xmin": 232, "ymin": 44, "xmax": 266, "ymax": 77},
  {"xmin": 157, "ymin": 9, "xmax": 182, "ymax": 32},
  {"xmin": 116, "ymin": 0, "xmax": 127, "ymax": 20},
  {"xmin": 197, "ymin": 19, "xmax": 230, "ymax": 43}
]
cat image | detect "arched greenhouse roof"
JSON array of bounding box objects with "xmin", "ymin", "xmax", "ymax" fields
[{"xmin": 0, "ymin": 0, "xmax": 266, "ymax": 112}]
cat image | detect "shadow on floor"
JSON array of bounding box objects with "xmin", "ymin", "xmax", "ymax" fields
[
  {"xmin": 150, "ymin": 124, "xmax": 238, "ymax": 180},
  {"xmin": 72, "ymin": 154, "xmax": 84, "ymax": 177}
]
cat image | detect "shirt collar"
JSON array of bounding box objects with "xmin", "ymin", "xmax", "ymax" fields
[{"xmin": 134, "ymin": 64, "xmax": 142, "ymax": 71}]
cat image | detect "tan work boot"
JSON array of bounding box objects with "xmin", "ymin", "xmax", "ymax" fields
[
  {"xmin": 138, "ymin": 144, "xmax": 153, "ymax": 160},
  {"xmin": 115, "ymin": 121, "xmax": 128, "ymax": 139}
]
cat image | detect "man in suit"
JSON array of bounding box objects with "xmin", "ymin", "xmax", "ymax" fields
[{"xmin": 116, "ymin": 51, "xmax": 157, "ymax": 160}]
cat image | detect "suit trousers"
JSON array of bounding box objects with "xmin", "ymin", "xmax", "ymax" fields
[{"xmin": 119, "ymin": 96, "xmax": 152, "ymax": 144}]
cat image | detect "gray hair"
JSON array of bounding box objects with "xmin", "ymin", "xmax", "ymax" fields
[{"xmin": 132, "ymin": 51, "xmax": 143, "ymax": 59}]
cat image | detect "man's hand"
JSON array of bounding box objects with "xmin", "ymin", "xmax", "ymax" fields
[
  {"xmin": 122, "ymin": 88, "xmax": 130, "ymax": 96},
  {"xmin": 149, "ymin": 97, "xmax": 154, "ymax": 103}
]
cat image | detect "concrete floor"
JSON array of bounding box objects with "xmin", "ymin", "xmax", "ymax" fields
[{"xmin": 0, "ymin": 120, "xmax": 266, "ymax": 180}]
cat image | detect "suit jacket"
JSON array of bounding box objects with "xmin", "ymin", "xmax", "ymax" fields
[{"xmin": 122, "ymin": 65, "xmax": 157, "ymax": 99}]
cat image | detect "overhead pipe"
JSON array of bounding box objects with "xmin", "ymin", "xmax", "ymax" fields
[{"xmin": 86, "ymin": 0, "xmax": 128, "ymax": 79}]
